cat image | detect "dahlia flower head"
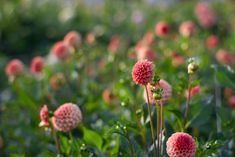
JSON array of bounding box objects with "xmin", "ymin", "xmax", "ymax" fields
[
  {"xmin": 179, "ymin": 21, "xmax": 196, "ymax": 37},
  {"xmin": 142, "ymin": 31, "xmax": 154, "ymax": 46},
  {"xmin": 102, "ymin": 89, "xmax": 113, "ymax": 104},
  {"xmin": 31, "ymin": 56, "xmax": 44, "ymax": 74},
  {"xmin": 206, "ymin": 35, "xmax": 219, "ymax": 50},
  {"xmin": 85, "ymin": 32, "xmax": 95, "ymax": 45},
  {"xmin": 228, "ymin": 96, "xmax": 235, "ymax": 108},
  {"xmin": 195, "ymin": 2, "xmax": 217, "ymax": 28},
  {"xmin": 155, "ymin": 21, "xmax": 169, "ymax": 37},
  {"xmin": 52, "ymin": 41, "xmax": 71, "ymax": 60},
  {"xmin": 5, "ymin": 59, "xmax": 24, "ymax": 77},
  {"xmin": 63, "ymin": 31, "xmax": 81, "ymax": 48},
  {"xmin": 185, "ymin": 85, "xmax": 201, "ymax": 98},
  {"xmin": 171, "ymin": 52, "xmax": 185, "ymax": 67},
  {"xmin": 39, "ymin": 105, "xmax": 49, "ymax": 127},
  {"xmin": 144, "ymin": 79, "xmax": 172, "ymax": 105},
  {"xmin": 166, "ymin": 132, "xmax": 196, "ymax": 157},
  {"xmin": 52, "ymin": 103, "xmax": 82, "ymax": 132},
  {"xmin": 108, "ymin": 35, "xmax": 121, "ymax": 54},
  {"xmin": 132, "ymin": 59, "xmax": 154, "ymax": 86},
  {"xmin": 216, "ymin": 49, "xmax": 235, "ymax": 65},
  {"xmin": 136, "ymin": 46, "xmax": 156, "ymax": 61}
]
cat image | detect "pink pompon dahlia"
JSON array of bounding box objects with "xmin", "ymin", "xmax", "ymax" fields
[
  {"xmin": 195, "ymin": 2, "xmax": 217, "ymax": 28},
  {"xmin": 155, "ymin": 21, "xmax": 169, "ymax": 37},
  {"xmin": 52, "ymin": 103, "xmax": 82, "ymax": 132},
  {"xmin": 171, "ymin": 52, "xmax": 185, "ymax": 67},
  {"xmin": 144, "ymin": 79, "xmax": 172, "ymax": 105},
  {"xmin": 228, "ymin": 96, "xmax": 235, "ymax": 108},
  {"xmin": 185, "ymin": 85, "xmax": 201, "ymax": 98},
  {"xmin": 216, "ymin": 49, "xmax": 235, "ymax": 65},
  {"xmin": 179, "ymin": 21, "xmax": 196, "ymax": 37},
  {"xmin": 132, "ymin": 60, "xmax": 154, "ymax": 86},
  {"xmin": 166, "ymin": 132, "xmax": 196, "ymax": 157},
  {"xmin": 5, "ymin": 59, "xmax": 24, "ymax": 77},
  {"xmin": 52, "ymin": 41, "xmax": 70, "ymax": 60},
  {"xmin": 64, "ymin": 31, "xmax": 81, "ymax": 48},
  {"xmin": 108, "ymin": 35, "xmax": 121, "ymax": 54},
  {"xmin": 31, "ymin": 56, "xmax": 44, "ymax": 74},
  {"xmin": 39, "ymin": 105, "xmax": 49, "ymax": 127},
  {"xmin": 136, "ymin": 46, "xmax": 156, "ymax": 61},
  {"xmin": 206, "ymin": 35, "xmax": 219, "ymax": 50}
]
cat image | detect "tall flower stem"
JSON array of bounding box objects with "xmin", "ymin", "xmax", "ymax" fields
[
  {"xmin": 145, "ymin": 85, "xmax": 157, "ymax": 156},
  {"xmin": 52, "ymin": 126, "xmax": 61, "ymax": 154},
  {"xmin": 184, "ymin": 74, "xmax": 192, "ymax": 129},
  {"xmin": 159, "ymin": 101, "xmax": 163, "ymax": 156},
  {"xmin": 156, "ymin": 101, "xmax": 161, "ymax": 157}
]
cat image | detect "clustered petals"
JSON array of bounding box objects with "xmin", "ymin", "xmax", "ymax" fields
[
  {"xmin": 5, "ymin": 59, "xmax": 24, "ymax": 77},
  {"xmin": 63, "ymin": 31, "xmax": 81, "ymax": 48},
  {"xmin": 31, "ymin": 56, "xmax": 44, "ymax": 74},
  {"xmin": 52, "ymin": 41, "xmax": 70, "ymax": 60},
  {"xmin": 144, "ymin": 79, "xmax": 172, "ymax": 105},
  {"xmin": 52, "ymin": 103, "xmax": 82, "ymax": 132},
  {"xmin": 166, "ymin": 132, "xmax": 196, "ymax": 157},
  {"xmin": 132, "ymin": 60, "xmax": 154, "ymax": 86},
  {"xmin": 39, "ymin": 105, "xmax": 49, "ymax": 127}
]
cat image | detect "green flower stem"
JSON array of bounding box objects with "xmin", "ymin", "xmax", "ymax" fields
[
  {"xmin": 156, "ymin": 101, "xmax": 161, "ymax": 157},
  {"xmin": 184, "ymin": 74, "xmax": 192, "ymax": 130},
  {"xmin": 145, "ymin": 85, "xmax": 157, "ymax": 156},
  {"xmin": 52, "ymin": 126, "xmax": 61, "ymax": 154}
]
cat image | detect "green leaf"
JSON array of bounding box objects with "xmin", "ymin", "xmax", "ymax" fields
[
  {"xmin": 83, "ymin": 127, "xmax": 103, "ymax": 152},
  {"xmin": 216, "ymin": 71, "xmax": 235, "ymax": 89}
]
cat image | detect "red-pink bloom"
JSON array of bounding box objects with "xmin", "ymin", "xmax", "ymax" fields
[
  {"xmin": 85, "ymin": 32, "xmax": 95, "ymax": 45},
  {"xmin": 155, "ymin": 21, "xmax": 169, "ymax": 37},
  {"xmin": 166, "ymin": 132, "xmax": 196, "ymax": 157},
  {"xmin": 185, "ymin": 85, "xmax": 201, "ymax": 98},
  {"xmin": 144, "ymin": 79, "xmax": 172, "ymax": 105},
  {"xmin": 39, "ymin": 105, "xmax": 49, "ymax": 127},
  {"xmin": 31, "ymin": 56, "xmax": 44, "ymax": 74},
  {"xmin": 195, "ymin": 2, "xmax": 217, "ymax": 28},
  {"xmin": 142, "ymin": 32, "xmax": 154, "ymax": 46},
  {"xmin": 132, "ymin": 60, "xmax": 154, "ymax": 86},
  {"xmin": 52, "ymin": 41, "xmax": 70, "ymax": 60},
  {"xmin": 228, "ymin": 96, "xmax": 235, "ymax": 108},
  {"xmin": 171, "ymin": 52, "xmax": 185, "ymax": 66},
  {"xmin": 108, "ymin": 36, "xmax": 121, "ymax": 54},
  {"xmin": 136, "ymin": 46, "xmax": 156, "ymax": 61},
  {"xmin": 63, "ymin": 31, "xmax": 81, "ymax": 48},
  {"xmin": 5, "ymin": 59, "xmax": 24, "ymax": 77},
  {"xmin": 179, "ymin": 21, "xmax": 196, "ymax": 37},
  {"xmin": 206, "ymin": 35, "xmax": 219, "ymax": 50},
  {"xmin": 52, "ymin": 103, "xmax": 82, "ymax": 132},
  {"xmin": 102, "ymin": 89, "xmax": 113, "ymax": 104},
  {"xmin": 216, "ymin": 49, "xmax": 235, "ymax": 65}
]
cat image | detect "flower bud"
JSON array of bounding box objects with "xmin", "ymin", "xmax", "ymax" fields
[{"xmin": 188, "ymin": 63, "xmax": 198, "ymax": 74}]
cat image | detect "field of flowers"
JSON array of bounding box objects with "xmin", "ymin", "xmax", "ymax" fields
[{"xmin": 0, "ymin": 0, "xmax": 235, "ymax": 157}]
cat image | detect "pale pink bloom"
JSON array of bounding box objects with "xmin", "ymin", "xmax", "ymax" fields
[
  {"xmin": 179, "ymin": 21, "xmax": 196, "ymax": 37},
  {"xmin": 64, "ymin": 31, "xmax": 81, "ymax": 48},
  {"xmin": 5, "ymin": 59, "xmax": 24, "ymax": 77},
  {"xmin": 166, "ymin": 132, "xmax": 196, "ymax": 157},
  {"xmin": 52, "ymin": 103, "xmax": 82, "ymax": 132},
  {"xmin": 216, "ymin": 49, "xmax": 235, "ymax": 65},
  {"xmin": 144, "ymin": 79, "xmax": 172, "ymax": 105},
  {"xmin": 52, "ymin": 41, "xmax": 70, "ymax": 60}
]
